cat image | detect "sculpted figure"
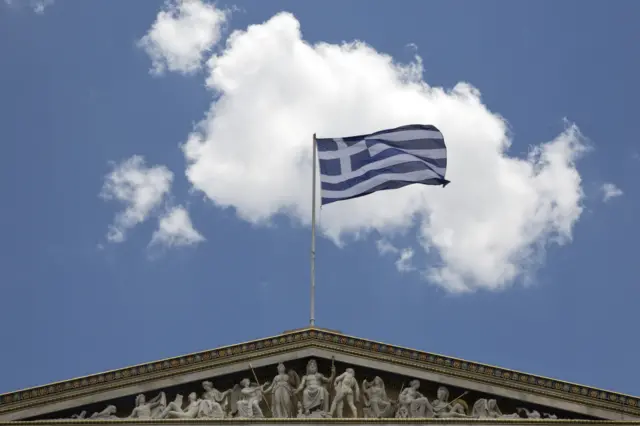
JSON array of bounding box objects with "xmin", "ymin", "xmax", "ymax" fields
[
  {"xmin": 160, "ymin": 393, "xmax": 201, "ymax": 419},
  {"xmin": 471, "ymin": 399, "xmax": 519, "ymax": 419},
  {"xmin": 150, "ymin": 392, "xmax": 168, "ymax": 418},
  {"xmin": 234, "ymin": 378, "xmax": 270, "ymax": 418},
  {"xmin": 70, "ymin": 411, "xmax": 86, "ymax": 419},
  {"xmin": 129, "ymin": 392, "xmax": 166, "ymax": 419},
  {"xmin": 294, "ymin": 358, "xmax": 336, "ymax": 415},
  {"xmin": 198, "ymin": 381, "xmax": 232, "ymax": 418},
  {"xmin": 431, "ymin": 386, "xmax": 468, "ymax": 418},
  {"xmin": 328, "ymin": 368, "xmax": 360, "ymax": 418},
  {"xmin": 395, "ymin": 380, "xmax": 433, "ymax": 418},
  {"xmin": 517, "ymin": 407, "xmax": 541, "ymax": 419},
  {"xmin": 156, "ymin": 394, "xmax": 184, "ymax": 418},
  {"xmin": 90, "ymin": 405, "xmax": 118, "ymax": 420},
  {"xmin": 362, "ymin": 377, "xmax": 395, "ymax": 418},
  {"xmin": 264, "ymin": 363, "xmax": 299, "ymax": 418},
  {"xmin": 472, "ymin": 398, "xmax": 496, "ymax": 418}
]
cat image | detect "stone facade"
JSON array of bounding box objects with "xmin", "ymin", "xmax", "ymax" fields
[{"xmin": 0, "ymin": 328, "xmax": 637, "ymax": 423}]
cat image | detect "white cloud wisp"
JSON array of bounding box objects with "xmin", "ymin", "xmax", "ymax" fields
[
  {"xmin": 150, "ymin": 206, "xmax": 206, "ymax": 248},
  {"xmin": 3, "ymin": 0, "xmax": 53, "ymax": 14},
  {"xmin": 100, "ymin": 156, "xmax": 174, "ymax": 243},
  {"xmin": 601, "ymin": 183, "xmax": 623, "ymax": 202},
  {"xmin": 145, "ymin": 9, "xmax": 588, "ymax": 292},
  {"xmin": 376, "ymin": 239, "xmax": 416, "ymax": 273},
  {"xmin": 100, "ymin": 156, "xmax": 204, "ymax": 249}
]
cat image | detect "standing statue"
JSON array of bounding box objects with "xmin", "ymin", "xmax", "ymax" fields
[
  {"xmin": 396, "ymin": 380, "xmax": 434, "ymax": 418},
  {"xmin": 431, "ymin": 386, "xmax": 468, "ymax": 418},
  {"xmin": 129, "ymin": 392, "xmax": 166, "ymax": 419},
  {"xmin": 362, "ymin": 377, "xmax": 395, "ymax": 418},
  {"xmin": 263, "ymin": 363, "xmax": 299, "ymax": 418},
  {"xmin": 233, "ymin": 378, "xmax": 270, "ymax": 418},
  {"xmin": 294, "ymin": 359, "xmax": 336, "ymax": 416},
  {"xmin": 328, "ymin": 368, "xmax": 360, "ymax": 418},
  {"xmin": 198, "ymin": 381, "xmax": 232, "ymax": 418},
  {"xmin": 89, "ymin": 405, "xmax": 118, "ymax": 420},
  {"xmin": 159, "ymin": 393, "xmax": 201, "ymax": 419}
]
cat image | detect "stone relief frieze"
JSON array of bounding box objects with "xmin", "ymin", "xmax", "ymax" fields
[{"xmin": 56, "ymin": 358, "xmax": 568, "ymax": 420}]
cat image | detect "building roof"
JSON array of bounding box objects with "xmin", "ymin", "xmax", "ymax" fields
[{"xmin": 0, "ymin": 327, "xmax": 637, "ymax": 422}]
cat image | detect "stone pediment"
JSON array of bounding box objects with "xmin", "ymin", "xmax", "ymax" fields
[{"xmin": 0, "ymin": 327, "xmax": 638, "ymax": 423}]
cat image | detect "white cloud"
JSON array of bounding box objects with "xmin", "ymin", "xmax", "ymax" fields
[
  {"xmin": 32, "ymin": 0, "xmax": 52, "ymax": 13},
  {"xmin": 150, "ymin": 206, "xmax": 205, "ymax": 248},
  {"xmin": 395, "ymin": 248, "xmax": 415, "ymax": 273},
  {"xmin": 376, "ymin": 239, "xmax": 398, "ymax": 256},
  {"xmin": 601, "ymin": 183, "xmax": 623, "ymax": 202},
  {"xmin": 138, "ymin": 0, "xmax": 228, "ymax": 75},
  {"xmin": 100, "ymin": 156, "xmax": 173, "ymax": 243},
  {"xmin": 376, "ymin": 239, "xmax": 416, "ymax": 273},
  {"xmin": 169, "ymin": 12, "xmax": 587, "ymax": 292},
  {"xmin": 3, "ymin": 0, "xmax": 53, "ymax": 13}
]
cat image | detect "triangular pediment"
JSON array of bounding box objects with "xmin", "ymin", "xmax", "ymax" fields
[{"xmin": 0, "ymin": 327, "xmax": 637, "ymax": 423}]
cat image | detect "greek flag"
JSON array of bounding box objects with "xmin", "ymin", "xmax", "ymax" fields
[{"xmin": 316, "ymin": 124, "xmax": 449, "ymax": 205}]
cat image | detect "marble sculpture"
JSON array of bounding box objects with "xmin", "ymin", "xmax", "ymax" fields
[{"xmin": 60, "ymin": 358, "xmax": 561, "ymax": 420}]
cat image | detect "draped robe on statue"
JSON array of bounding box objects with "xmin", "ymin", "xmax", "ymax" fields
[{"xmin": 198, "ymin": 387, "xmax": 228, "ymax": 419}]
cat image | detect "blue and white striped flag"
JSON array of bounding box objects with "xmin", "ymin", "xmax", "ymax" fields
[{"xmin": 316, "ymin": 124, "xmax": 449, "ymax": 205}]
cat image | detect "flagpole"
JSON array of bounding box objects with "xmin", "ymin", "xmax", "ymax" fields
[{"xmin": 310, "ymin": 133, "xmax": 317, "ymax": 327}]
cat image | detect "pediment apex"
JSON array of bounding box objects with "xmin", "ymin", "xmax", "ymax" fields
[{"xmin": 0, "ymin": 327, "xmax": 637, "ymax": 422}]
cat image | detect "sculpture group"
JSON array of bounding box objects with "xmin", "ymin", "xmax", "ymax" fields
[{"xmin": 63, "ymin": 359, "xmax": 559, "ymax": 420}]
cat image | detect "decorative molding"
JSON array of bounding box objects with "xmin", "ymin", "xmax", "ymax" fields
[{"xmin": 0, "ymin": 328, "xmax": 637, "ymax": 418}]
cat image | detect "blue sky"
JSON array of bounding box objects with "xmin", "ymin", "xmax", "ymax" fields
[{"xmin": 1, "ymin": 0, "xmax": 639, "ymax": 399}]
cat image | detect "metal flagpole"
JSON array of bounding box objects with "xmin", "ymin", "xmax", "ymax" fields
[{"xmin": 310, "ymin": 133, "xmax": 317, "ymax": 327}]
